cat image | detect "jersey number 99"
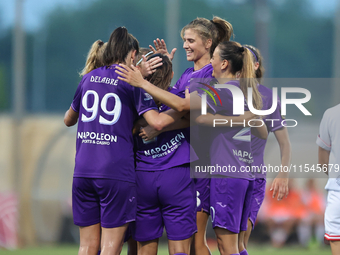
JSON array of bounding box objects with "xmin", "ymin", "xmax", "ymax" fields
[{"xmin": 81, "ymin": 90, "xmax": 122, "ymax": 125}]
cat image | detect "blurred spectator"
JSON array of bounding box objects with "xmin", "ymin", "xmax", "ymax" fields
[
  {"xmin": 297, "ymin": 179, "xmax": 325, "ymax": 247},
  {"xmin": 259, "ymin": 180, "xmax": 304, "ymax": 248}
]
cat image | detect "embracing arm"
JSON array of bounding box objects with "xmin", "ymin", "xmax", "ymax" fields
[
  {"xmin": 250, "ymin": 120, "xmax": 268, "ymax": 140},
  {"xmin": 195, "ymin": 110, "xmax": 267, "ymax": 139},
  {"xmin": 142, "ymin": 108, "xmax": 188, "ymax": 131},
  {"xmin": 64, "ymin": 107, "xmax": 79, "ymax": 127},
  {"xmin": 115, "ymin": 64, "xmax": 191, "ymax": 112},
  {"xmin": 195, "ymin": 111, "xmax": 256, "ymax": 127},
  {"xmin": 140, "ymin": 117, "xmax": 190, "ymax": 141},
  {"xmin": 140, "ymin": 80, "xmax": 189, "ymax": 112}
]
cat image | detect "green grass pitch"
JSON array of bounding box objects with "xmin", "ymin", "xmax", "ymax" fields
[{"xmin": 0, "ymin": 244, "xmax": 331, "ymax": 255}]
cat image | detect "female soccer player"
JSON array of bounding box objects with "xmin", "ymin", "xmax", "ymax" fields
[
  {"xmin": 241, "ymin": 45, "xmax": 290, "ymax": 253},
  {"xmin": 119, "ymin": 16, "xmax": 233, "ymax": 255},
  {"xmin": 194, "ymin": 45, "xmax": 290, "ymax": 255},
  {"xmin": 116, "ymin": 40, "xmax": 267, "ymax": 255},
  {"xmin": 198, "ymin": 41, "xmax": 264, "ymax": 255},
  {"xmin": 75, "ymin": 41, "xmax": 167, "ymax": 255},
  {"xmin": 64, "ymin": 27, "xmax": 185, "ymax": 255},
  {"xmin": 133, "ymin": 52, "xmax": 196, "ymax": 255}
]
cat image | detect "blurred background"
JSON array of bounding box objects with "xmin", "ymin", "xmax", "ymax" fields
[{"xmin": 0, "ymin": 0, "xmax": 339, "ymax": 253}]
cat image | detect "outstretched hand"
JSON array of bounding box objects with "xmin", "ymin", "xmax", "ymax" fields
[
  {"xmin": 115, "ymin": 64, "xmax": 145, "ymax": 88},
  {"xmin": 149, "ymin": 38, "xmax": 177, "ymax": 61}
]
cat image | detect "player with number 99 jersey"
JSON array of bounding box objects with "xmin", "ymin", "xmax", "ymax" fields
[
  {"xmin": 71, "ymin": 64, "xmax": 157, "ymax": 182},
  {"xmin": 70, "ymin": 64, "xmax": 157, "ymax": 229}
]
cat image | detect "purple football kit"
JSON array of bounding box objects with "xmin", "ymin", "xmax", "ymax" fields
[
  {"xmin": 132, "ymin": 64, "xmax": 214, "ymax": 241},
  {"xmin": 198, "ymin": 79, "xmax": 255, "ymax": 233},
  {"xmin": 134, "ymin": 88, "xmax": 198, "ymax": 241},
  {"xmin": 71, "ymin": 64, "xmax": 157, "ymax": 228},
  {"xmin": 173, "ymin": 64, "xmax": 214, "ymax": 214},
  {"xmin": 249, "ymin": 84, "xmax": 284, "ymax": 228},
  {"xmin": 134, "ymin": 164, "xmax": 196, "ymax": 241}
]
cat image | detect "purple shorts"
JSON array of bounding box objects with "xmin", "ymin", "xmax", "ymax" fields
[
  {"xmin": 210, "ymin": 177, "xmax": 254, "ymax": 233},
  {"xmin": 134, "ymin": 164, "xmax": 197, "ymax": 242},
  {"xmin": 194, "ymin": 178, "xmax": 210, "ymax": 214},
  {"xmin": 249, "ymin": 178, "xmax": 266, "ymax": 229},
  {"xmin": 72, "ymin": 177, "xmax": 136, "ymax": 228}
]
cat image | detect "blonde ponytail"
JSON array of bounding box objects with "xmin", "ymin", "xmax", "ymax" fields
[
  {"xmin": 240, "ymin": 48, "xmax": 262, "ymax": 110},
  {"xmin": 79, "ymin": 40, "xmax": 106, "ymax": 76}
]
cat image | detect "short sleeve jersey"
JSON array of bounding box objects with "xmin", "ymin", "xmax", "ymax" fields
[
  {"xmin": 71, "ymin": 65, "xmax": 157, "ymax": 182},
  {"xmin": 252, "ymin": 84, "xmax": 285, "ymax": 178},
  {"xmin": 203, "ymin": 80, "xmax": 254, "ymax": 179},
  {"xmin": 171, "ymin": 64, "xmax": 214, "ymax": 96},
  {"xmin": 134, "ymin": 65, "xmax": 214, "ymax": 170},
  {"xmin": 316, "ymin": 104, "xmax": 340, "ymax": 191},
  {"xmin": 135, "ymin": 88, "xmax": 198, "ymax": 170}
]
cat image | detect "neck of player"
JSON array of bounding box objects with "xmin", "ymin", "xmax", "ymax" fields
[{"xmin": 193, "ymin": 53, "xmax": 211, "ymax": 71}]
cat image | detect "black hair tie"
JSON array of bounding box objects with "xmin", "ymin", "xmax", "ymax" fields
[{"xmin": 238, "ymin": 46, "xmax": 245, "ymax": 53}]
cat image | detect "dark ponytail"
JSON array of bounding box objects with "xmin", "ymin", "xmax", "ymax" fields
[
  {"xmin": 217, "ymin": 41, "xmax": 262, "ymax": 110},
  {"xmin": 102, "ymin": 27, "xmax": 139, "ymax": 66},
  {"xmin": 210, "ymin": 16, "xmax": 233, "ymax": 55}
]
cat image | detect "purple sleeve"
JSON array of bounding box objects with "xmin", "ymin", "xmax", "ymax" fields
[
  {"xmin": 266, "ymin": 97, "xmax": 284, "ymax": 132},
  {"xmin": 133, "ymin": 87, "xmax": 158, "ymax": 115},
  {"xmin": 70, "ymin": 78, "xmax": 85, "ymax": 113}
]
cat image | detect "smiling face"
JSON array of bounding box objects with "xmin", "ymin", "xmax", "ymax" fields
[{"xmin": 182, "ymin": 28, "xmax": 211, "ymax": 63}]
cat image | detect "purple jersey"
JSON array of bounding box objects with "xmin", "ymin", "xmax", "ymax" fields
[
  {"xmin": 204, "ymin": 80, "xmax": 254, "ymax": 179},
  {"xmin": 135, "ymin": 64, "xmax": 213, "ymax": 170},
  {"xmin": 171, "ymin": 64, "xmax": 214, "ymax": 176},
  {"xmin": 171, "ymin": 64, "xmax": 214, "ymax": 94},
  {"xmin": 71, "ymin": 65, "xmax": 157, "ymax": 182},
  {"xmin": 251, "ymin": 84, "xmax": 284, "ymax": 178},
  {"xmin": 135, "ymin": 88, "xmax": 198, "ymax": 171}
]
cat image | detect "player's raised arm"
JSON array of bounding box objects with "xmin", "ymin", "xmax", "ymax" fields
[
  {"xmin": 250, "ymin": 119, "xmax": 268, "ymax": 140},
  {"xmin": 149, "ymin": 38, "xmax": 177, "ymax": 61},
  {"xmin": 116, "ymin": 64, "xmax": 190, "ymax": 112},
  {"xmin": 195, "ymin": 111, "xmax": 256, "ymax": 127}
]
